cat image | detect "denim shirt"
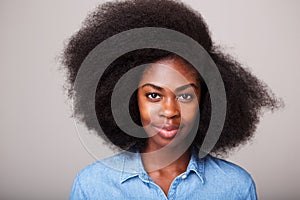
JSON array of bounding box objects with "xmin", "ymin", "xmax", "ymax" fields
[{"xmin": 69, "ymin": 149, "xmax": 257, "ymax": 200}]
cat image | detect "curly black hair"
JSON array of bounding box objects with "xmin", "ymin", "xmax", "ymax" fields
[{"xmin": 61, "ymin": 0, "xmax": 281, "ymax": 155}]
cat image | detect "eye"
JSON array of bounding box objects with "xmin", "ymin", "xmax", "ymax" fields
[
  {"xmin": 177, "ymin": 93, "xmax": 194, "ymax": 102},
  {"xmin": 146, "ymin": 93, "xmax": 161, "ymax": 100}
]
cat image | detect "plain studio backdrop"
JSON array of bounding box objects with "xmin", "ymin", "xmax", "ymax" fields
[{"xmin": 0, "ymin": 0, "xmax": 299, "ymax": 199}]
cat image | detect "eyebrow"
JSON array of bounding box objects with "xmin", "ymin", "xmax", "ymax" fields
[
  {"xmin": 175, "ymin": 83, "xmax": 198, "ymax": 92},
  {"xmin": 141, "ymin": 83, "xmax": 198, "ymax": 92}
]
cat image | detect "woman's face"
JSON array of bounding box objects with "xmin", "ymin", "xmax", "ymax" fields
[{"xmin": 137, "ymin": 57, "xmax": 201, "ymax": 149}]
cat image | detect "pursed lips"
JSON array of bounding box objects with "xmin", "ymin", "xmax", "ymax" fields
[{"xmin": 152, "ymin": 124, "xmax": 182, "ymax": 139}]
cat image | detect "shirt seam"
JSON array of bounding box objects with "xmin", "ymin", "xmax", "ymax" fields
[
  {"xmin": 77, "ymin": 174, "xmax": 88, "ymax": 200},
  {"xmin": 238, "ymin": 179, "xmax": 254, "ymax": 199}
]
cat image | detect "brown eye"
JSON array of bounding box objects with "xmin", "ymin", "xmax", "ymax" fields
[
  {"xmin": 177, "ymin": 93, "xmax": 194, "ymax": 102},
  {"xmin": 146, "ymin": 93, "xmax": 161, "ymax": 100}
]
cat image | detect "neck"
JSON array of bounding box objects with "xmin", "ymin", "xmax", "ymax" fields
[{"xmin": 141, "ymin": 141, "xmax": 192, "ymax": 174}]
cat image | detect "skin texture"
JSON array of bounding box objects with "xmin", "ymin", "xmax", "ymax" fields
[
  {"xmin": 138, "ymin": 58, "xmax": 201, "ymax": 150},
  {"xmin": 137, "ymin": 57, "xmax": 201, "ymax": 195}
]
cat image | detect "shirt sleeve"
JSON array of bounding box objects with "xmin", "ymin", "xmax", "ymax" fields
[{"xmin": 69, "ymin": 174, "xmax": 87, "ymax": 200}]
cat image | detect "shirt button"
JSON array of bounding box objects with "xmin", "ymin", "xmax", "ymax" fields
[{"xmin": 181, "ymin": 174, "xmax": 187, "ymax": 179}]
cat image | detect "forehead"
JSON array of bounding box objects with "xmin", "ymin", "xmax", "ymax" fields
[{"xmin": 139, "ymin": 58, "xmax": 199, "ymax": 90}]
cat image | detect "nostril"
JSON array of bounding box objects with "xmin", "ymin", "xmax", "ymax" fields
[
  {"xmin": 159, "ymin": 108, "xmax": 180, "ymax": 119},
  {"xmin": 158, "ymin": 98, "xmax": 181, "ymax": 118}
]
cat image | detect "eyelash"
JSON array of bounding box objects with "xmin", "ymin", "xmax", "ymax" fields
[
  {"xmin": 177, "ymin": 93, "xmax": 193, "ymax": 101},
  {"xmin": 145, "ymin": 93, "xmax": 194, "ymax": 102},
  {"xmin": 146, "ymin": 93, "xmax": 161, "ymax": 100}
]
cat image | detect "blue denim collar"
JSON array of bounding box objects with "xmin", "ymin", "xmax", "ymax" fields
[{"xmin": 120, "ymin": 146, "xmax": 205, "ymax": 184}]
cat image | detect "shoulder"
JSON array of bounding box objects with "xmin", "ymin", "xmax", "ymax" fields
[
  {"xmin": 75, "ymin": 153, "xmax": 126, "ymax": 183},
  {"xmin": 205, "ymin": 155, "xmax": 252, "ymax": 179},
  {"xmin": 73, "ymin": 153, "xmax": 128, "ymax": 191},
  {"xmin": 203, "ymin": 155, "xmax": 256, "ymax": 198},
  {"xmin": 70, "ymin": 153, "xmax": 131, "ymax": 199}
]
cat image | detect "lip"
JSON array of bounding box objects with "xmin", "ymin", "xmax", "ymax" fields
[{"xmin": 152, "ymin": 124, "xmax": 181, "ymax": 139}]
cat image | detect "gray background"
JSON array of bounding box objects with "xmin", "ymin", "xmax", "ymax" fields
[{"xmin": 0, "ymin": 0, "xmax": 299, "ymax": 199}]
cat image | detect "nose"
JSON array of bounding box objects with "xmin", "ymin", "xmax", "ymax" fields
[{"xmin": 159, "ymin": 97, "xmax": 180, "ymax": 119}]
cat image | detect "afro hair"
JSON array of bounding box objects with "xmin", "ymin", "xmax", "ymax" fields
[{"xmin": 61, "ymin": 0, "xmax": 281, "ymax": 155}]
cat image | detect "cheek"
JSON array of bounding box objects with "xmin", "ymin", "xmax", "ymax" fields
[
  {"xmin": 138, "ymin": 98, "xmax": 161, "ymax": 126},
  {"xmin": 138, "ymin": 104, "xmax": 151, "ymax": 125},
  {"xmin": 137, "ymin": 94, "xmax": 151, "ymax": 126},
  {"xmin": 180, "ymin": 103, "xmax": 199, "ymax": 126}
]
